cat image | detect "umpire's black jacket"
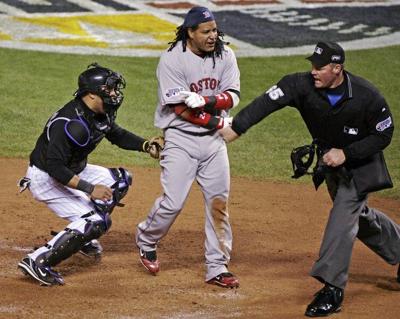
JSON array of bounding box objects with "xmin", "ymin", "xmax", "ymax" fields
[
  {"xmin": 30, "ymin": 98, "xmax": 146, "ymax": 185},
  {"xmin": 232, "ymin": 71, "xmax": 394, "ymax": 168}
]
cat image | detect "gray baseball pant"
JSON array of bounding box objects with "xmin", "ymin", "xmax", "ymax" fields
[{"xmin": 310, "ymin": 171, "xmax": 400, "ymax": 289}]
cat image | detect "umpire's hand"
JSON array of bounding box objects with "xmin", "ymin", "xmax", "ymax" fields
[
  {"xmin": 219, "ymin": 126, "xmax": 240, "ymax": 143},
  {"xmin": 322, "ymin": 148, "xmax": 346, "ymax": 167},
  {"xmin": 91, "ymin": 184, "xmax": 113, "ymax": 202}
]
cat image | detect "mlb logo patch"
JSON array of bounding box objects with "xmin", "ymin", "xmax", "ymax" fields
[
  {"xmin": 331, "ymin": 55, "xmax": 341, "ymax": 62},
  {"xmin": 315, "ymin": 46, "xmax": 323, "ymax": 55},
  {"xmin": 343, "ymin": 126, "xmax": 358, "ymax": 135}
]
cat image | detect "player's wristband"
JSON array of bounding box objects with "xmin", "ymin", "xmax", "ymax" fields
[
  {"xmin": 182, "ymin": 110, "xmax": 222, "ymax": 129},
  {"xmin": 77, "ymin": 179, "xmax": 95, "ymax": 195},
  {"xmin": 142, "ymin": 140, "xmax": 150, "ymax": 152},
  {"xmin": 204, "ymin": 92, "xmax": 234, "ymax": 113}
]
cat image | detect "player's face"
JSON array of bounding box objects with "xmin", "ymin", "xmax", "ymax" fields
[
  {"xmin": 91, "ymin": 89, "xmax": 117, "ymax": 114},
  {"xmin": 187, "ymin": 21, "xmax": 218, "ymax": 55},
  {"xmin": 310, "ymin": 63, "xmax": 343, "ymax": 89}
]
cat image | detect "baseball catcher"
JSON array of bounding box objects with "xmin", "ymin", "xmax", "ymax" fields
[{"xmin": 17, "ymin": 63, "xmax": 162, "ymax": 286}]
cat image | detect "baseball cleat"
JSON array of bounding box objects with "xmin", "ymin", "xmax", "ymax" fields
[
  {"xmin": 207, "ymin": 272, "xmax": 239, "ymax": 288},
  {"xmin": 139, "ymin": 249, "xmax": 160, "ymax": 275},
  {"xmin": 18, "ymin": 256, "xmax": 65, "ymax": 286},
  {"xmin": 79, "ymin": 240, "xmax": 103, "ymax": 260}
]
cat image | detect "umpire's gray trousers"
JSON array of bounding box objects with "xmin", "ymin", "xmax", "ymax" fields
[{"xmin": 310, "ymin": 172, "xmax": 400, "ymax": 289}]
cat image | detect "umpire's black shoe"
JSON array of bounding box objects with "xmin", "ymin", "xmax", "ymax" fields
[{"xmin": 305, "ymin": 284, "xmax": 343, "ymax": 317}]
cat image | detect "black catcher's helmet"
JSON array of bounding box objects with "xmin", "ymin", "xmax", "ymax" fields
[{"xmin": 75, "ymin": 62, "xmax": 126, "ymax": 115}]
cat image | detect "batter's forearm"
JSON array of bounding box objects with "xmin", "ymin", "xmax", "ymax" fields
[
  {"xmin": 175, "ymin": 106, "xmax": 224, "ymax": 129},
  {"xmin": 203, "ymin": 90, "xmax": 240, "ymax": 113}
]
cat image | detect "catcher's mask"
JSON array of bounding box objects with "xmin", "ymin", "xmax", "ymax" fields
[
  {"xmin": 290, "ymin": 143, "xmax": 316, "ymax": 179},
  {"xmin": 75, "ymin": 62, "xmax": 126, "ymax": 117}
]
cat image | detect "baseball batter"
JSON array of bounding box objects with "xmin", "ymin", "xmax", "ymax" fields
[
  {"xmin": 136, "ymin": 6, "xmax": 241, "ymax": 288},
  {"xmin": 18, "ymin": 63, "xmax": 163, "ymax": 286}
]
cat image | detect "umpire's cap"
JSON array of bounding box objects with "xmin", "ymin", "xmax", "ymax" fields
[{"xmin": 306, "ymin": 42, "xmax": 345, "ymax": 68}]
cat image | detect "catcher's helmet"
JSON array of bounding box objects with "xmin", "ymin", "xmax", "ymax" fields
[{"xmin": 75, "ymin": 63, "xmax": 126, "ymax": 113}]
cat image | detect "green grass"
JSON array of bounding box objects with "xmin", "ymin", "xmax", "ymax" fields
[{"xmin": 0, "ymin": 46, "xmax": 398, "ymax": 198}]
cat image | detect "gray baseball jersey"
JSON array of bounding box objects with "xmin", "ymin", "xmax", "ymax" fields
[
  {"xmin": 136, "ymin": 41, "xmax": 240, "ymax": 281},
  {"xmin": 154, "ymin": 41, "xmax": 240, "ymax": 132}
]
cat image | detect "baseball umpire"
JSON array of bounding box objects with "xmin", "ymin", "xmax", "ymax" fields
[
  {"xmin": 220, "ymin": 42, "xmax": 399, "ymax": 316},
  {"xmin": 17, "ymin": 63, "xmax": 163, "ymax": 286},
  {"xmin": 135, "ymin": 6, "xmax": 240, "ymax": 288}
]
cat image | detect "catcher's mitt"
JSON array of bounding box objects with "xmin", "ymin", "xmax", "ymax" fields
[{"xmin": 144, "ymin": 136, "xmax": 165, "ymax": 159}]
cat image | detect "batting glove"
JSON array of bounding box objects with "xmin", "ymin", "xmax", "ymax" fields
[
  {"xmin": 222, "ymin": 117, "xmax": 233, "ymax": 129},
  {"xmin": 216, "ymin": 117, "xmax": 233, "ymax": 129},
  {"xmin": 180, "ymin": 90, "xmax": 206, "ymax": 108}
]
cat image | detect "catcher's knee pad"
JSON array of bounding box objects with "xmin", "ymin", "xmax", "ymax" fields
[
  {"xmin": 109, "ymin": 167, "xmax": 132, "ymax": 202},
  {"xmin": 83, "ymin": 216, "xmax": 110, "ymax": 239},
  {"xmin": 37, "ymin": 219, "xmax": 109, "ymax": 267},
  {"xmin": 95, "ymin": 167, "xmax": 133, "ymax": 215},
  {"xmin": 90, "ymin": 168, "xmax": 132, "ymax": 217}
]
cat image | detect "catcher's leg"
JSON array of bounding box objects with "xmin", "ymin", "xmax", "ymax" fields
[
  {"xmin": 77, "ymin": 166, "xmax": 132, "ymax": 258},
  {"xmin": 19, "ymin": 213, "xmax": 109, "ymax": 286},
  {"xmin": 32, "ymin": 213, "xmax": 110, "ymax": 268},
  {"xmin": 19, "ymin": 165, "xmax": 129, "ymax": 285}
]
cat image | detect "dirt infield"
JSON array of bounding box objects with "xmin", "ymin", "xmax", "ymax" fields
[{"xmin": 1, "ymin": 158, "xmax": 399, "ymax": 319}]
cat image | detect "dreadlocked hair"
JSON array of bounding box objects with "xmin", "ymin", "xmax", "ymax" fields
[{"xmin": 168, "ymin": 25, "xmax": 229, "ymax": 67}]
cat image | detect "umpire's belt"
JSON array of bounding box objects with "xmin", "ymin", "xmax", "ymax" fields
[{"xmin": 167, "ymin": 127, "xmax": 216, "ymax": 136}]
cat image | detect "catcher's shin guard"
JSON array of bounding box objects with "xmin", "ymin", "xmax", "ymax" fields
[{"xmin": 36, "ymin": 218, "xmax": 109, "ymax": 267}]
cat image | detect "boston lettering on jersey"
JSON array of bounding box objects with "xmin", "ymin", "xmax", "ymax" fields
[{"xmin": 190, "ymin": 78, "xmax": 220, "ymax": 93}]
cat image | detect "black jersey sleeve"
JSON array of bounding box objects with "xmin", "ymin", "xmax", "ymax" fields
[
  {"xmin": 46, "ymin": 120, "xmax": 77, "ymax": 185},
  {"xmin": 343, "ymin": 95, "xmax": 394, "ymax": 160},
  {"xmin": 231, "ymin": 74, "xmax": 299, "ymax": 135},
  {"xmin": 106, "ymin": 122, "xmax": 147, "ymax": 151}
]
